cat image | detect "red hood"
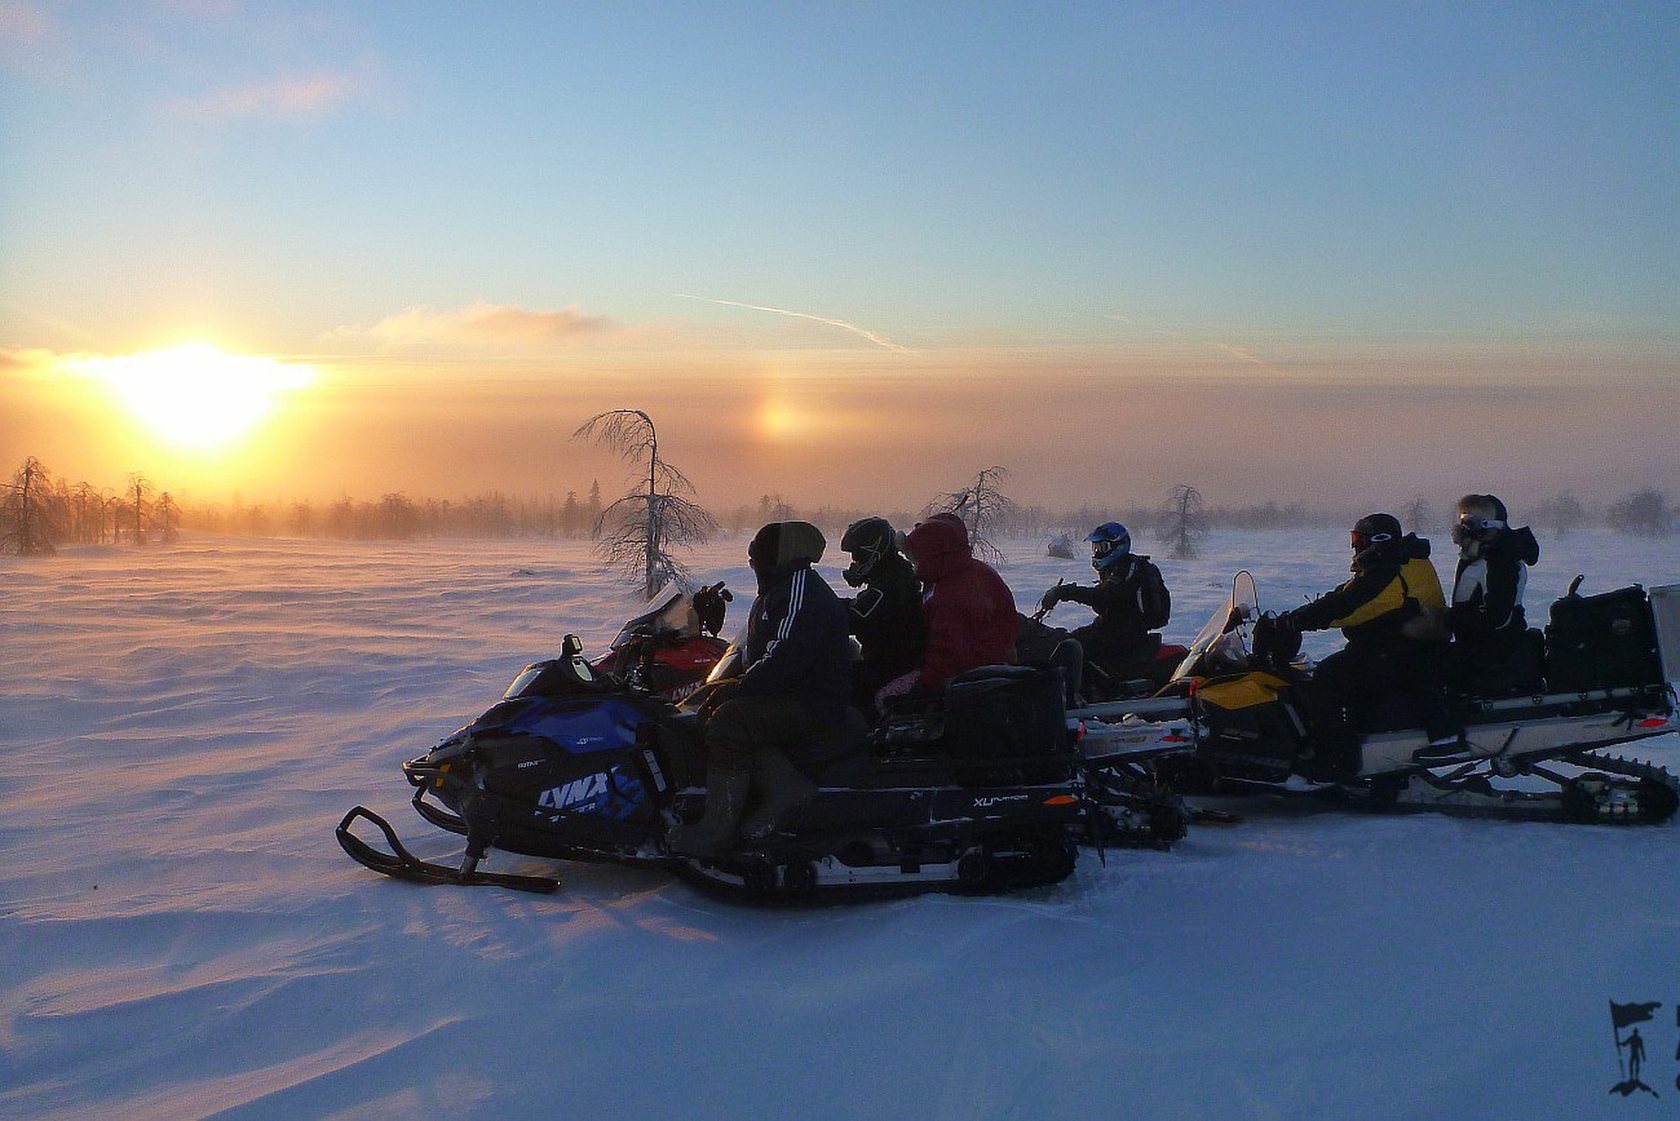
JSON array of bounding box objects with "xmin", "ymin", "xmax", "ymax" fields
[{"xmin": 907, "ymin": 514, "xmax": 971, "ymax": 582}]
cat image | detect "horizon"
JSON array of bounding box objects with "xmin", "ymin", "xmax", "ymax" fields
[{"xmin": 4, "ymin": 4, "xmax": 1677, "ymax": 512}]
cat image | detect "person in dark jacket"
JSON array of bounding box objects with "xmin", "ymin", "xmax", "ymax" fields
[
  {"xmin": 667, "ymin": 521, "xmax": 853, "ymax": 856},
  {"xmin": 1033, "ymin": 521, "xmax": 1171, "ymax": 674},
  {"xmin": 1263, "ymin": 513, "xmax": 1451, "ymax": 774},
  {"xmin": 1448, "ymin": 494, "xmax": 1541, "ymax": 693},
  {"xmin": 901, "ymin": 513, "xmax": 1017, "ymax": 693},
  {"xmin": 839, "ymin": 516, "xmax": 925, "ymax": 712}
]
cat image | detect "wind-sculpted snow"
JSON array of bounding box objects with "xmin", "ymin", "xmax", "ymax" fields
[{"xmin": 1, "ymin": 531, "xmax": 1676, "ymax": 1120}]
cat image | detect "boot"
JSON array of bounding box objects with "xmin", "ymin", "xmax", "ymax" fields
[
  {"xmin": 740, "ymin": 749, "xmax": 818, "ymax": 842},
  {"xmin": 667, "ymin": 764, "xmax": 751, "ymax": 857}
]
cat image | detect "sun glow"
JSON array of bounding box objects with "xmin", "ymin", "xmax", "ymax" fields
[
  {"xmin": 75, "ymin": 343, "xmax": 317, "ymax": 448},
  {"xmin": 756, "ymin": 400, "xmax": 806, "ymax": 439}
]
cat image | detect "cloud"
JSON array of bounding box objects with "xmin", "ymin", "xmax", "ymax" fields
[
  {"xmin": 166, "ymin": 67, "xmax": 370, "ymax": 122},
  {"xmin": 0, "ymin": 1, "xmax": 52, "ymax": 47},
  {"xmin": 676, "ymin": 294, "xmax": 913, "ymax": 354},
  {"xmin": 0, "ymin": 348, "xmax": 63, "ymax": 378},
  {"xmin": 333, "ymin": 302, "xmax": 618, "ymax": 350},
  {"xmin": 1213, "ymin": 341, "xmax": 1299, "ymax": 377}
]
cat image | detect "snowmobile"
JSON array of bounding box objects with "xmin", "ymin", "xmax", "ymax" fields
[
  {"xmin": 1075, "ymin": 572, "xmax": 1680, "ymax": 825},
  {"xmin": 1016, "ymin": 587, "xmax": 1189, "ymax": 702},
  {"xmin": 338, "ymin": 589, "xmax": 1090, "ymax": 901},
  {"xmin": 586, "ymin": 582, "xmax": 732, "ymax": 701}
]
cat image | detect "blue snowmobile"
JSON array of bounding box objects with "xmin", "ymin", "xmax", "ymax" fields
[{"xmin": 338, "ymin": 590, "xmax": 1097, "ymax": 900}]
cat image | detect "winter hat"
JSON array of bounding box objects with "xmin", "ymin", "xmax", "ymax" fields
[{"xmin": 748, "ymin": 521, "xmax": 827, "ymax": 573}]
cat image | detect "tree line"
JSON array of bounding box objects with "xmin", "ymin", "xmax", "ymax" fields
[
  {"xmin": 0, "ymin": 457, "xmax": 179, "ymax": 555},
  {"xmin": 3, "ymin": 452, "xmax": 1675, "ymax": 560}
]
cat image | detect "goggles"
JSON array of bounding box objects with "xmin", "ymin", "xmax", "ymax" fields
[
  {"xmin": 1091, "ymin": 539, "xmax": 1119, "ymax": 558},
  {"xmin": 1351, "ymin": 530, "xmax": 1394, "ymax": 551},
  {"xmin": 1456, "ymin": 513, "xmax": 1506, "ymax": 534}
]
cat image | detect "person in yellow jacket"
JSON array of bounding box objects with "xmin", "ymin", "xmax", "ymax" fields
[{"xmin": 1268, "ymin": 513, "xmax": 1452, "ymax": 776}]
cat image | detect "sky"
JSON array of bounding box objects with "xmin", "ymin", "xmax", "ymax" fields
[{"xmin": 2, "ymin": 1, "xmax": 1676, "ymax": 514}]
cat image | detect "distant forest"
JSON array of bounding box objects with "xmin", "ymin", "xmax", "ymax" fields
[{"xmin": 2, "ymin": 455, "xmax": 1675, "ymax": 554}]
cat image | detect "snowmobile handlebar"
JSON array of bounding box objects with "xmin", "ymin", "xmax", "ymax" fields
[{"xmin": 1032, "ymin": 579, "xmax": 1067, "ymax": 622}]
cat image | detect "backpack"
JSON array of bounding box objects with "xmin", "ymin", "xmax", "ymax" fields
[{"xmin": 1137, "ymin": 559, "xmax": 1171, "ymax": 631}]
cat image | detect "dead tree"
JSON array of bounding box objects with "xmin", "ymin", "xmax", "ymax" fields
[
  {"xmin": 1158, "ymin": 483, "xmax": 1208, "ymax": 560},
  {"xmin": 1400, "ymin": 495, "xmax": 1437, "ymax": 534},
  {"xmin": 1, "ymin": 457, "xmax": 58, "ymax": 556},
  {"xmin": 927, "ymin": 466, "xmax": 1015, "ymax": 565},
  {"xmin": 126, "ymin": 473, "xmax": 153, "ymax": 545},
  {"xmin": 573, "ymin": 409, "xmax": 717, "ymax": 598},
  {"xmin": 1535, "ymin": 493, "xmax": 1587, "ymax": 538},
  {"xmin": 154, "ymin": 492, "xmax": 182, "ymax": 543}
]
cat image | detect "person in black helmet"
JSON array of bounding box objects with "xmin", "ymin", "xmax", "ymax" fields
[
  {"xmin": 1034, "ymin": 521, "xmax": 1171, "ymax": 673},
  {"xmin": 1258, "ymin": 513, "xmax": 1451, "ymax": 775},
  {"xmin": 667, "ymin": 521, "xmax": 853, "ymax": 856},
  {"xmin": 839, "ymin": 517, "xmax": 925, "ymax": 713},
  {"xmin": 1449, "ymin": 494, "xmax": 1542, "ymax": 694}
]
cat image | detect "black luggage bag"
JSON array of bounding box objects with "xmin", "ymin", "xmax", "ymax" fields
[{"xmin": 1544, "ymin": 580, "xmax": 1663, "ymax": 692}]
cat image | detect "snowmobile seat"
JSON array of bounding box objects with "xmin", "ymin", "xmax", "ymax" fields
[
  {"xmin": 1457, "ymin": 628, "xmax": 1545, "ymax": 698},
  {"xmin": 802, "ymin": 707, "xmax": 872, "ymax": 779}
]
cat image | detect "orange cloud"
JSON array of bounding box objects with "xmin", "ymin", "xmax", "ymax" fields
[
  {"xmin": 167, "ymin": 68, "xmax": 370, "ymax": 122},
  {"xmin": 336, "ymin": 302, "xmax": 619, "ymax": 350}
]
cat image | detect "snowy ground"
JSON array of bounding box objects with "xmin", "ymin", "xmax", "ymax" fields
[{"xmin": 2, "ymin": 528, "xmax": 1678, "ymax": 1120}]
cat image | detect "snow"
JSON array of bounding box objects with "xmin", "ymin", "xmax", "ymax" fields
[{"xmin": 2, "ymin": 529, "xmax": 1677, "ymax": 1120}]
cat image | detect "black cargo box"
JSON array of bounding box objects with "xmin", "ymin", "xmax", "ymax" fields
[
  {"xmin": 943, "ymin": 666, "xmax": 1067, "ymax": 761},
  {"xmin": 1544, "ymin": 582, "xmax": 1662, "ymax": 692}
]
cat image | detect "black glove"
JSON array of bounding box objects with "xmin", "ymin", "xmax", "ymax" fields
[
  {"xmin": 1039, "ymin": 585, "xmax": 1066, "ymax": 612},
  {"xmin": 1252, "ymin": 614, "xmax": 1302, "ymax": 667},
  {"xmin": 693, "ymin": 582, "xmax": 732, "ymax": 636},
  {"xmin": 694, "ymin": 679, "xmax": 741, "ymax": 718}
]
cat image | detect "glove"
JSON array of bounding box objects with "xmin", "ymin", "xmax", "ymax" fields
[
  {"xmin": 873, "ymin": 671, "xmax": 921, "ymax": 712},
  {"xmin": 1039, "ymin": 585, "xmax": 1066, "ymax": 612},
  {"xmin": 695, "ymin": 680, "xmax": 741, "ymax": 718},
  {"xmin": 1252, "ymin": 614, "xmax": 1302, "ymax": 667}
]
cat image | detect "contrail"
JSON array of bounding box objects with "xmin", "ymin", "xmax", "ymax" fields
[
  {"xmin": 676, "ymin": 294, "xmax": 913, "ymax": 353},
  {"xmin": 1213, "ymin": 341, "xmax": 1300, "ymax": 377}
]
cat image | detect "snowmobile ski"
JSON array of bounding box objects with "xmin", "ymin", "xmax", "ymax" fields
[{"xmin": 336, "ymin": 805, "xmax": 560, "ymax": 894}]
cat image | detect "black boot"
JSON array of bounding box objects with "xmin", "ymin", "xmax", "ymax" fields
[
  {"xmin": 740, "ymin": 749, "xmax": 817, "ymax": 841},
  {"xmin": 667, "ymin": 764, "xmax": 751, "ymax": 856}
]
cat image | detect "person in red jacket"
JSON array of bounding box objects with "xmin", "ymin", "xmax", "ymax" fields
[{"xmin": 901, "ymin": 513, "xmax": 1018, "ymax": 692}]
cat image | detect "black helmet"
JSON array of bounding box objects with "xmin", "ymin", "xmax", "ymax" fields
[
  {"xmin": 1452, "ymin": 494, "xmax": 1509, "ymax": 547},
  {"xmin": 748, "ymin": 521, "xmax": 826, "ymax": 575},
  {"xmin": 841, "ymin": 516, "xmax": 899, "ymax": 587},
  {"xmin": 1350, "ymin": 512, "xmax": 1402, "ymax": 553}
]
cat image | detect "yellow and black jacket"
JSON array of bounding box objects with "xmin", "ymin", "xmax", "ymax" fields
[{"xmin": 1284, "ymin": 534, "xmax": 1447, "ymax": 646}]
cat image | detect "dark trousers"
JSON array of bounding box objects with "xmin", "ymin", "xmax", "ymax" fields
[
  {"xmin": 704, "ymin": 694, "xmax": 825, "ymax": 777},
  {"xmin": 1311, "ymin": 641, "xmax": 1454, "ymax": 740}
]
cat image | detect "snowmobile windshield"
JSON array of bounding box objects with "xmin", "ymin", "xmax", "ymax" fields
[
  {"xmin": 504, "ymin": 663, "xmax": 548, "ymax": 698},
  {"xmin": 1170, "ymin": 571, "xmax": 1259, "ymax": 681},
  {"xmin": 609, "ymin": 585, "xmax": 695, "ymax": 649}
]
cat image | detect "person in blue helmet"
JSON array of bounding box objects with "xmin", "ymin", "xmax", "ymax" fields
[{"xmin": 1032, "ymin": 522, "xmax": 1171, "ymax": 677}]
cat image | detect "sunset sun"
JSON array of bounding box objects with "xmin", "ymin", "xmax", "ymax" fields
[{"xmin": 76, "ymin": 343, "xmax": 317, "ymax": 448}]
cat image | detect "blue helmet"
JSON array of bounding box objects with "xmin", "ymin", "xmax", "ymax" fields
[{"xmin": 1086, "ymin": 521, "xmax": 1131, "ymax": 573}]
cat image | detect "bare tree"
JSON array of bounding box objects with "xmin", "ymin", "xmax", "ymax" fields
[
  {"xmin": 1, "ymin": 456, "xmax": 59, "ymax": 555},
  {"xmin": 1158, "ymin": 483, "xmax": 1208, "ymax": 560},
  {"xmin": 1400, "ymin": 494, "xmax": 1437, "ymax": 534},
  {"xmin": 927, "ymin": 466, "xmax": 1015, "ymax": 564},
  {"xmin": 154, "ymin": 491, "xmax": 181, "ymax": 543},
  {"xmin": 1535, "ymin": 493, "xmax": 1587, "ymax": 538},
  {"xmin": 125, "ymin": 472, "xmax": 153, "ymax": 545},
  {"xmin": 1607, "ymin": 488, "xmax": 1672, "ymax": 537},
  {"xmin": 573, "ymin": 409, "xmax": 718, "ymax": 597}
]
